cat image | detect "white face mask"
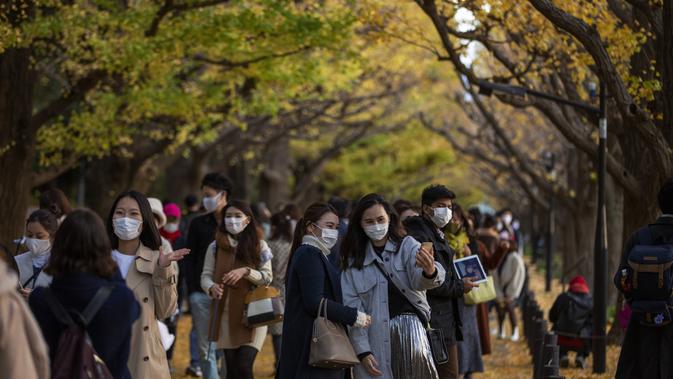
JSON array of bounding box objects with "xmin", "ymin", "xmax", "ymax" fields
[
  {"xmin": 164, "ymin": 222, "xmax": 179, "ymax": 233},
  {"xmin": 364, "ymin": 223, "xmax": 389, "ymax": 242},
  {"xmin": 313, "ymin": 224, "xmax": 339, "ymax": 249},
  {"xmin": 25, "ymin": 238, "xmax": 51, "ymax": 257},
  {"xmin": 202, "ymin": 192, "xmax": 222, "ymax": 213},
  {"xmin": 431, "ymin": 207, "xmax": 452, "ymax": 228},
  {"xmin": 113, "ymin": 217, "xmax": 143, "ymax": 241},
  {"xmin": 503, "ymin": 214, "xmax": 513, "ymax": 225},
  {"xmin": 225, "ymin": 217, "xmax": 248, "ymax": 235}
]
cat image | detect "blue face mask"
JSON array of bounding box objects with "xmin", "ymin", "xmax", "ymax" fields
[{"xmin": 202, "ymin": 192, "xmax": 222, "ymax": 213}]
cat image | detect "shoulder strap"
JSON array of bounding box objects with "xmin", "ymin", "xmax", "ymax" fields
[
  {"xmin": 372, "ymin": 260, "xmax": 429, "ymax": 327},
  {"xmin": 43, "ymin": 288, "xmax": 76, "ymax": 327},
  {"xmin": 81, "ymin": 285, "xmax": 114, "ymax": 326},
  {"xmin": 22, "ymin": 267, "xmax": 44, "ymax": 289}
]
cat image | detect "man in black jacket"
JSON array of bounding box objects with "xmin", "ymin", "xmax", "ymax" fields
[
  {"xmin": 404, "ymin": 184, "xmax": 478, "ymax": 379},
  {"xmin": 614, "ymin": 178, "xmax": 673, "ymax": 379},
  {"xmin": 185, "ymin": 172, "xmax": 232, "ymax": 379}
]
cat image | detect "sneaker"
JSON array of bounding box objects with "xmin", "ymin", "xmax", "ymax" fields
[
  {"xmin": 576, "ymin": 356, "xmax": 587, "ymax": 369},
  {"xmin": 186, "ymin": 365, "xmax": 203, "ymax": 377},
  {"xmin": 560, "ymin": 355, "xmax": 569, "ymax": 368},
  {"xmin": 510, "ymin": 327, "xmax": 520, "ymax": 342},
  {"xmin": 498, "ymin": 330, "xmax": 506, "ymax": 340}
]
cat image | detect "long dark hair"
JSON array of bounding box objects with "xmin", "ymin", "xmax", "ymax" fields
[
  {"xmin": 270, "ymin": 211, "xmax": 293, "ymax": 243},
  {"xmin": 107, "ymin": 190, "xmax": 161, "ymax": 251},
  {"xmin": 219, "ymin": 200, "xmax": 261, "ymax": 267},
  {"xmin": 47, "ymin": 209, "xmax": 118, "ymax": 278},
  {"xmin": 341, "ymin": 193, "xmax": 402, "ymax": 270},
  {"xmin": 288, "ymin": 202, "xmax": 337, "ymax": 271}
]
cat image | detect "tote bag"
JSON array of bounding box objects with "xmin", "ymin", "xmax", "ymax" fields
[
  {"xmin": 244, "ymin": 286, "xmax": 284, "ymax": 327},
  {"xmin": 465, "ymin": 275, "xmax": 496, "ymax": 305},
  {"xmin": 308, "ymin": 298, "xmax": 359, "ymax": 368}
]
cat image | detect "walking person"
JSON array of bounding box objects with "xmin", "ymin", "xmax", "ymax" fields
[
  {"xmin": 15, "ymin": 209, "xmax": 58, "ymax": 298},
  {"xmin": 341, "ymin": 193, "xmax": 445, "ymax": 379},
  {"xmin": 614, "ymin": 178, "xmax": 673, "ymax": 379},
  {"xmin": 549, "ymin": 275, "xmax": 592, "ymax": 369},
  {"xmin": 267, "ymin": 211, "xmax": 294, "ymax": 367},
  {"xmin": 277, "ymin": 202, "xmax": 372, "ymax": 379},
  {"xmin": 445, "ymin": 205, "xmax": 483, "ymax": 379},
  {"xmin": 492, "ymin": 239, "xmax": 525, "ymax": 341},
  {"xmin": 107, "ymin": 190, "xmax": 188, "ymax": 379},
  {"xmin": 185, "ymin": 173, "xmax": 233, "ymax": 379},
  {"xmin": 201, "ymin": 200, "xmax": 273, "ymax": 379},
  {"xmin": 29, "ymin": 209, "xmax": 140, "ymax": 379},
  {"xmin": 0, "ymin": 257, "xmax": 49, "ymax": 379},
  {"xmin": 404, "ymin": 185, "xmax": 479, "ymax": 379}
]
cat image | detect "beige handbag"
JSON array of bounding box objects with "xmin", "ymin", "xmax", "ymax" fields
[{"xmin": 308, "ymin": 298, "xmax": 359, "ymax": 369}]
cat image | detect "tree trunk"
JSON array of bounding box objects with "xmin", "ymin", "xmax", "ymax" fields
[
  {"xmin": 259, "ymin": 135, "xmax": 291, "ymax": 212},
  {"xmin": 0, "ymin": 46, "xmax": 36, "ymax": 248}
]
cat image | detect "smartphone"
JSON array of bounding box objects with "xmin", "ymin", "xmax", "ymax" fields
[{"xmin": 421, "ymin": 242, "xmax": 434, "ymax": 253}]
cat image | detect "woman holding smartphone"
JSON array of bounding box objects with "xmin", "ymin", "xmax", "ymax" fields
[{"xmin": 341, "ymin": 193, "xmax": 445, "ymax": 379}]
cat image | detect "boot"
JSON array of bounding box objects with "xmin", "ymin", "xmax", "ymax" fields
[{"xmin": 559, "ymin": 354, "xmax": 569, "ymax": 368}]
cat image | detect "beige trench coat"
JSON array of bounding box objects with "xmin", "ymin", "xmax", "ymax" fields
[
  {"xmin": 0, "ymin": 260, "xmax": 50, "ymax": 379},
  {"xmin": 125, "ymin": 244, "xmax": 178, "ymax": 379}
]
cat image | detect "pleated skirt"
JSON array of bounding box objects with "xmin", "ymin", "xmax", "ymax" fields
[{"xmin": 390, "ymin": 313, "xmax": 439, "ymax": 379}]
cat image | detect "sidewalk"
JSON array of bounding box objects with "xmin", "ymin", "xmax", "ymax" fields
[{"xmin": 170, "ymin": 260, "xmax": 620, "ymax": 378}]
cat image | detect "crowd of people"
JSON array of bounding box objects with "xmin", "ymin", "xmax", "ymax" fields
[{"xmin": 2, "ymin": 174, "xmax": 671, "ymax": 379}]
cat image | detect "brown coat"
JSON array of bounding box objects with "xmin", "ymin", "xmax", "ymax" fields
[
  {"xmin": 0, "ymin": 260, "xmax": 50, "ymax": 379},
  {"xmin": 125, "ymin": 244, "xmax": 178, "ymax": 379}
]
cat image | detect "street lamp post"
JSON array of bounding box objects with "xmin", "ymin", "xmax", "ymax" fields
[
  {"xmin": 543, "ymin": 152, "xmax": 556, "ymax": 293},
  {"xmin": 475, "ymin": 79, "xmax": 607, "ymax": 373}
]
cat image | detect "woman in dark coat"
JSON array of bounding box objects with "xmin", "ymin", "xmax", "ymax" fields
[
  {"xmin": 29, "ymin": 209, "xmax": 140, "ymax": 379},
  {"xmin": 277, "ymin": 202, "xmax": 371, "ymax": 379}
]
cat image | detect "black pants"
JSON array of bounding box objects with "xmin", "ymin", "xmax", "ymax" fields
[
  {"xmin": 223, "ymin": 346, "xmax": 258, "ymax": 379},
  {"xmin": 496, "ymin": 300, "xmax": 517, "ymax": 332}
]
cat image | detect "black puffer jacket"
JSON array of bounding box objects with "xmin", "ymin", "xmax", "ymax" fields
[
  {"xmin": 549, "ymin": 291, "xmax": 593, "ymax": 338},
  {"xmin": 404, "ymin": 215, "xmax": 465, "ymax": 344}
]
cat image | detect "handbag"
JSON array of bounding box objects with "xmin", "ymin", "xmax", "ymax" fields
[
  {"xmin": 464, "ymin": 275, "xmax": 496, "ymax": 305},
  {"xmin": 373, "ymin": 260, "xmax": 449, "ymax": 365},
  {"xmin": 243, "ymin": 286, "xmax": 284, "ymax": 327},
  {"xmin": 308, "ymin": 298, "xmax": 360, "ymax": 369}
]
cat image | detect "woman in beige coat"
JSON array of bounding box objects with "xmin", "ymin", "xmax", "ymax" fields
[
  {"xmin": 201, "ymin": 200, "xmax": 273, "ymax": 379},
  {"xmin": 0, "ymin": 258, "xmax": 49, "ymax": 379},
  {"xmin": 107, "ymin": 190, "xmax": 189, "ymax": 379}
]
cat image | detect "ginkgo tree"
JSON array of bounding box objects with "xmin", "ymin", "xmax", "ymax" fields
[{"xmin": 0, "ymin": 0, "xmax": 366, "ymax": 245}]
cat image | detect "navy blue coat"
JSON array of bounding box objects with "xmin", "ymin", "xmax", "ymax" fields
[
  {"xmin": 277, "ymin": 244, "xmax": 358, "ymax": 379},
  {"xmin": 29, "ymin": 271, "xmax": 140, "ymax": 379}
]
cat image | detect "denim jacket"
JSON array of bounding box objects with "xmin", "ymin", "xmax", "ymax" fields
[{"xmin": 341, "ymin": 236, "xmax": 445, "ymax": 379}]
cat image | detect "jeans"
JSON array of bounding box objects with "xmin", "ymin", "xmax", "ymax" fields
[
  {"xmin": 190, "ymin": 326, "xmax": 200, "ymax": 367},
  {"xmin": 189, "ymin": 292, "xmax": 219, "ymax": 379}
]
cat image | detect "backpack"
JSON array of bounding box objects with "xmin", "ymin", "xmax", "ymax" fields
[
  {"xmin": 623, "ymin": 226, "xmax": 673, "ymax": 326},
  {"xmin": 43, "ymin": 286, "xmax": 115, "ymax": 379}
]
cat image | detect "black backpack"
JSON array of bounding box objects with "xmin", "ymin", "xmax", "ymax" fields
[
  {"xmin": 43, "ymin": 286, "xmax": 115, "ymax": 379},
  {"xmin": 622, "ymin": 226, "xmax": 673, "ymax": 326}
]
